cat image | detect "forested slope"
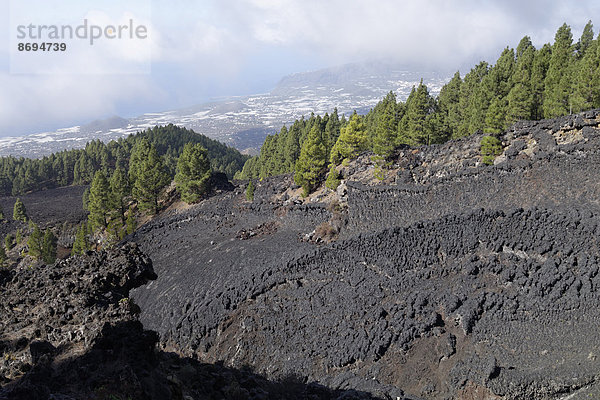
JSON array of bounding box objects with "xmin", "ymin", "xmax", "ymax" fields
[
  {"xmin": 237, "ymin": 21, "xmax": 600, "ymax": 196},
  {"xmin": 0, "ymin": 124, "xmax": 249, "ymax": 196}
]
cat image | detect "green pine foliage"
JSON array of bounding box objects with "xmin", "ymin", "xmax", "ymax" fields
[
  {"xmin": 5, "ymin": 233, "xmax": 14, "ymax": 251},
  {"xmin": 72, "ymin": 223, "xmax": 90, "ymax": 255},
  {"xmin": 107, "ymin": 218, "xmax": 127, "ymax": 242},
  {"xmin": 437, "ymin": 71, "xmax": 462, "ymax": 139},
  {"xmin": 109, "ymin": 168, "xmax": 130, "ymax": 225},
  {"xmin": 371, "ymin": 92, "xmax": 401, "ymax": 158},
  {"xmin": 13, "ymin": 198, "xmax": 28, "ymax": 222},
  {"xmin": 325, "ymin": 165, "xmax": 342, "ymax": 190},
  {"xmin": 175, "ymin": 143, "xmax": 212, "ymax": 204},
  {"xmin": 485, "ymin": 97, "xmax": 508, "ymax": 133},
  {"xmin": 132, "ymin": 145, "xmax": 170, "ymax": 214},
  {"xmin": 294, "ymin": 125, "xmax": 328, "ymax": 196},
  {"xmin": 235, "ymin": 112, "xmax": 341, "ymax": 180},
  {"xmin": 246, "ymin": 180, "xmax": 255, "ymax": 201},
  {"xmin": 0, "ymin": 125, "xmax": 248, "ymax": 197},
  {"xmin": 398, "ymin": 80, "xmax": 437, "ymax": 145},
  {"xmin": 27, "ymin": 224, "xmax": 43, "ymax": 259},
  {"xmin": 543, "ymin": 23, "xmax": 575, "ymax": 118},
  {"xmin": 42, "ymin": 229, "xmax": 57, "ymax": 264},
  {"xmin": 128, "ymin": 138, "xmax": 152, "ymax": 185},
  {"xmin": 87, "ymin": 171, "xmax": 111, "ymax": 231},
  {"xmin": 480, "ymin": 136, "xmax": 504, "ymax": 165},
  {"xmin": 126, "ymin": 214, "xmax": 136, "ymax": 235},
  {"xmin": 330, "ymin": 113, "xmax": 368, "ymax": 164}
]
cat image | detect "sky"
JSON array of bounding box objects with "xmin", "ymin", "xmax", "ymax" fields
[{"xmin": 0, "ymin": 0, "xmax": 599, "ymax": 137}]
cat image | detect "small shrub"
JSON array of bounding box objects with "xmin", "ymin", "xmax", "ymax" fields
[
  {"xmin": 325, "ymin": 166, "xmax": 341, "ymax": 190},
  {"xmin": 480, "ymin": 136, "xmax": 503, "ymax": 165},
  {"xmin": 315, "ymin": 222, "xmax": 338, "ymax": 242},
  {"xmin": 13, "ymin": 198, "xmax": 28, "ymax": 222},
  {"xmin": 5, "ymin": 233, "xmax": 14, "ymax": 250},
  {"xmin": 246, "ymin": 180, "xmax": 255, "ymax": 201},
  {"xmin": 126, "ymin": 214, "xmax": 136, "ymax": 235}
]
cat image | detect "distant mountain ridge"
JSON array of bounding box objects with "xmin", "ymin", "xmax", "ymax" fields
[{"xmin": 0, "ymin": 62, "xmax": 451, "ymax": 158}]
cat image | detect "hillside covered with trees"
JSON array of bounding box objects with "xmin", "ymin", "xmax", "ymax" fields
[
  {"xmin": 0, "ymin": 124, "xmax": 249, "ymax": 196},
  {"xmin": 236, "ymin": 21, "xmax": 600, "ymax": 195}
]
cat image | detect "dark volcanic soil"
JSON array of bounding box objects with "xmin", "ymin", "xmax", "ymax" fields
[
  {"xmin": 0, "ymin": 244, "xmax": 378, "ymax": 400},
  {"xmin": 0, "ymin": 186, "xmax": 87, "ymax": 238},
  {"xmin": 129, "ymin": 110, "xmax": 600, "ymax": 399},
  {"xmin": 4, "ymin": 111, "xmax": 600, "ymax": 399}
]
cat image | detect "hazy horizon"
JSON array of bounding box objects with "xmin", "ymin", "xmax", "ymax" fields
[{"xmin": 1, "ymin": 0, "xmax": 599, "ymax": 137}]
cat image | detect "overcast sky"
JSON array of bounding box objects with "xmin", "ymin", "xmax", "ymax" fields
[{"xmin": 1, "ymin": 0, "xmax": 599, "ymax": 137}]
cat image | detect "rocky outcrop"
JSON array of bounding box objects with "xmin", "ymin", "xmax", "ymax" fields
[
  {"xmin": 346, "ymin": 110, "xmax": 600, "ymax": 235},
  {"xmin": 0, "ymin": 241, "xmax": 382, "ymax": 400},
  {"xmin": 0, "ymin": 244, "xmax": 156, "ymax": 396},
  {"xmin": 0, "ymin": 242, "xmax": 389, "ymax": 399}
]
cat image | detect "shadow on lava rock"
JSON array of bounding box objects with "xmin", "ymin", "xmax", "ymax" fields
[{"xmin": 0, "ymin": 321, "xmax": 381, "ymax": 400}]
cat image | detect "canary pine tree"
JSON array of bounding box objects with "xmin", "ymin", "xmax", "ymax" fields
[
  {"xmin": 175, "ymin": 143, "xmax": 211, "ymax": 204},
  {"xmin": 295, "ymin": 125, "xmax": 328, "ymax": 196}
]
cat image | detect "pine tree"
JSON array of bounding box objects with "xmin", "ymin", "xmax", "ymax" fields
[
  {"xmin": 544, "ymin": 23, "xmax": 575, "ymax": 118},
  {"xmin": 246, "ymin": 180, "xmax": 255, "ymax": 201},
  {"xmin": 438, "ymin": 71, "xmax": 462, "ymax": 139},
  {"xmin": 398, "ymin": 81, "xmax": 434, "ymax": 145},
  {"xmin": 325, "ymin": 165, "xmax": 341, "ymax": 190},
  {"xmin": 506, "ymin": 82, "xmax": 533, "ymax": 124},
  {"xmin": 73, "ymin": 152, "xmax": 95, "ymax": 185},
  {"xmin": 481, "ymin": 136, "xmax": 503, "ymax": 165},
  {"xmin": 13, "ymin": 198, "xmax": 28, "ymax": 222},
  {"xmin": 88, "ymin": 170, "xmax": 111, "ymax": 231},
  {"xmin": 531, "ymin": 43, "xmax": 552, "ymax": 119},
  {"xmin": 576, "ymin": 20, "xmax": 594, "ymax": 58},
  {"xmin": 132, "ymin": 146, "xmax": 170, "ymax": 214},
  {"xmin": 486, "ymin": 47, "xmax": 516, "ymax": 99},
  {"xmin": 330, "ymin": 113, "xmax": 368, "ymax": 164},
  {"xmin": 571, "ymin": 30, "xmax": 599, "ymax": 112},
  {"xmin": 128, "ymin": 138, "xmax": 151, "ymax": 183},
  {"xmin": 126, "ymin": 213, "xmax": 136, "ymax": 235},
  {"xmin": 5, "ymin": 233, "xmax": 14, "ymax": 251},
  {"xmin": 485, "ymin": 97, "xmax": 508, "ymax": 133},
  {"xmin": 324, "ymin": 108, "xmax": 341, "ymax": 154},
  {"xmin": 42, "ymin": 229, "xmax": 57, "ymax": 264},
  {"xmin": 284, "ymin": 124, "xmax": 301, "ymax": 171},
  {"xmin": 372, "ymin": 92, "xmax": 399, "ymax": 158},
  {"xmin": 72, "ymin": 223, "xmax": 89, "ymax": 255},
  {"xmin": 506, "ymin": 40, "xmax": 535, "ymax": 124},
  {"xmin": 258, "ymin": 135, "xmax": 278, "ymax": 178},
  {"xmin": 109, "ymin": 167, "xmax": 130, "ymax": 225},
  {"xmin": 175, "ymin": 143, "xmax": 211, "ymax": 204},
  {"xmin": 457, "ymin": 62, "xmax": 490, "ymax": 137},
  {"xmin": 294, "ymin": 125, "xmax": 328, "ymax": 196},
  {"xmin": 27, "ymin": 224, "xmax": 43, "ymax": 259}
]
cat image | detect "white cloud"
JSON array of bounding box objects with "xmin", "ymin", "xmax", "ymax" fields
[
  {"xmin": 0, "ymin": 73, "xmax": 163, "ymax": 135},
  {"xmin": 216, "ymin": 0, "xmax": 600, "ymax": 67},
  {"xmin": 1, "ymin": 0, "xmax": 599, "ymax": 137}
]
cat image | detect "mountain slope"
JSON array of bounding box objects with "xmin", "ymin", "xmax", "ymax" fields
[{"xmin": 128, "ymin": 110, "xmax": 600, "ymax": 399}]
